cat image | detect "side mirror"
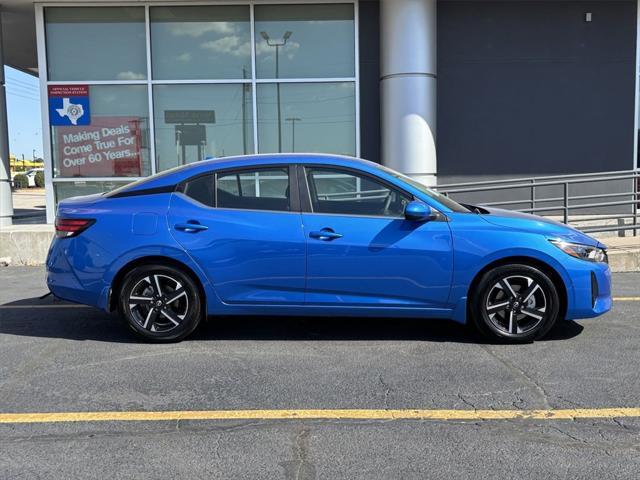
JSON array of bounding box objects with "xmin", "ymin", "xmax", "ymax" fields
[{"xmin": 404, "ymin": 201, "xmax": 435, "ymax": 222}]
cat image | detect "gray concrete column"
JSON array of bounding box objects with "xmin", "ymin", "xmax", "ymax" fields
[
  {"xmin": 0, "ymin": 16, "xmax": 15, "ymax": 226},
  {"xmin": 380, "ymin": 0, "xmax": 437, "ymax": 186}
]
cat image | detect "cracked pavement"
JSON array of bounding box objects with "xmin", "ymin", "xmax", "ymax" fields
[{"xmin": 0, "ymin": 267, "xmax": 639, "ymax": 479}]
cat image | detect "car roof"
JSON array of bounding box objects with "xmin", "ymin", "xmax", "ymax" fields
[
  {"xmin": 119, "ymin": 154, "xmax": 385, "ymax": 193},
  {"xmin": 189, "ymin": 153, "xmax": 376, "ymax": 171}
]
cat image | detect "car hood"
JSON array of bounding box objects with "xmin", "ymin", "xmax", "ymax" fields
[{"xmin": 480, "ymin": 207, "xmax": 604, "ymax": 248}]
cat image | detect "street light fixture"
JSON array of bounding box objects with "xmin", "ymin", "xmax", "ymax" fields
[{"xmin": 260, "ymin": 31, "xmax": 293, "ymax": 153}]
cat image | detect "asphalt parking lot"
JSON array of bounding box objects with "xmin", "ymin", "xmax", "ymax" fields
[{"xmin": 1, "ymin": 267, "xmax": 639, "ymax": 479}]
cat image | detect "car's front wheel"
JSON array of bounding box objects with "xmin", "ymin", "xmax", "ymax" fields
[
  {"xmin": 471, "ymin": 264, "xmax": 561, "ymax": 342},
  {"xmin": 118, "ymin": 264, "xmax": 203, "ymax": 342}
]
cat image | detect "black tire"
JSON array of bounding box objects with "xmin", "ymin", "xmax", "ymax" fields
[
  {"xmin": 118, "ymin": 264, "xmax": 203, "ymax": 342},
  {"xmin": 470, "ymin": 264, "xmax": 561, "ymax": 343}
]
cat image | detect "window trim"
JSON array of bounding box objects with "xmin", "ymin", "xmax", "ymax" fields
[{"xmin": 300, "ymin": 164, "xmax": 416, "ymax": 219}]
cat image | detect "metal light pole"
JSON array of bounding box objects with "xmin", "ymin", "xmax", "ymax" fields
[
  {"xmin": 286, "ymin": 117, "xmax": 301, "ymax": 152},
  {"xmin": 0, "ymin": 15, "xmax": 14, "ymax": 226},
  {"xmin": 260, "ymin": 31, "xmax": 292, "ymax": 153}
]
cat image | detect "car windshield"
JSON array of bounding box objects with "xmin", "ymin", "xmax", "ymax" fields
[{"xmin": 377, "ymin": 165, "xmax": 471, "ymax": 213}]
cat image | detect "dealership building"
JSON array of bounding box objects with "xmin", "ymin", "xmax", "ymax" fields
[{"xmin": 0, "ymin": 0, "xmax": 638, "ymax": 223}]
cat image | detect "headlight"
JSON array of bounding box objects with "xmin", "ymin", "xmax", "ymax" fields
[{"xmin": 549, "ymin": 240, "xmax": 608, "ymax": 263}]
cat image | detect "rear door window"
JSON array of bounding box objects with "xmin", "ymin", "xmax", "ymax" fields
[{"xmin": 216, "ymin": 167, "xmax": 290, "ymax": 212}]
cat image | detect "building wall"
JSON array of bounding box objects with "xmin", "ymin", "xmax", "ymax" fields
[
  {"xmin": 437, "ymin": 0, "xmax": 637, "ymax": 183},
  {"xmin": 358, "ymin": 0, "xmax": 381, "ymax": 164}
]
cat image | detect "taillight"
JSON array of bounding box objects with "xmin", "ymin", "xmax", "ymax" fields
[{"xmin": 55, "ymin": 218, "xmax": 95, "ymax": 238}]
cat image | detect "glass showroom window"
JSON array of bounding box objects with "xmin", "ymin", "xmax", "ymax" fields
[
  {"xmin": 150, "ymin": 6, "xmax": 251, "ymax": 80},
  {"xmin": 257, "ymin": 82, "xmax": 356, "ymax": 155},
  {"xmin": 43, "ymin": 2, "xmax": 358, "ymax": 207},
  {"xmin": 254, "ymin": 3, "xmax": 356, "ymax": 155},
  {"xmin": 45, "ymin": 7, "xmax": 146, "ymax": 81},
  {"xmin": 254, "ymin": 4, "xmax": 355, "ymax": 79},
  {"xmin": 54, "ymin": 180, "xmax": 132, "ymax": 204},
  {"xmin": 153, "ymin": 84, "xmax": 254, "ymax": 171},
  {"xmin": 50, "ymin": 85, "xmax": 151, "ymax": 180}
]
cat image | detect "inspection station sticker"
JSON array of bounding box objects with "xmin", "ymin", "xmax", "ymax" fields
[{"xmin": 48, "ymin": 85, "xmax": 91, "ymax": 126}]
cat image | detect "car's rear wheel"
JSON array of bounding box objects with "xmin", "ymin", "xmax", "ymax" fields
[
  {"xmin": 471, "ymin": 264, "xmax": 560, "ymax": 342},
  {"xmin": 118, "ymin": 264, "xmax": 203, "ymax": 342}
]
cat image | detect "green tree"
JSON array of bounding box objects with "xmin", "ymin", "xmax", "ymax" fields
[
  {"xmin": 35, "ymin": 171, "xmax": 45, "ymax": 188},
  {"xmin": 13, "ymin": 174, "xmax": 28, "ymax": 189}
]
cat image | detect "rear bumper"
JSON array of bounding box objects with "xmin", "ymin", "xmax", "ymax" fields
[{"xmin": 46, "ymin": 237, "xmax": 103, "ymax": 308}]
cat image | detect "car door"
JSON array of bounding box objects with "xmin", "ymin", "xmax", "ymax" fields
[
  {"xmin": 301, "ymin": 165, "xmax": 453, "ymax": 307},
  {"xmin": 168, "ymin": 165, "xmax": 306, "ymax": 305}
]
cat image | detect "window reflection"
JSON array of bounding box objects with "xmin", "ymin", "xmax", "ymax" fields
[
  {"xmin": 255, "ymin": 4, "xmax": 355, "ymax": 79},
  {"xmin": 153, "ymin": 84, "xmax": 254, "ymax": 171},
  {"xmin": 150, "ymin": 6, "xmax": 251, "ymax": 80},
  {"xmin": 46, "ymin": 7, "xmax": 146, "ymax": 81},
  {"xmin": 257, "ymin": 82, "xmax": 355, "ymax": 155}
]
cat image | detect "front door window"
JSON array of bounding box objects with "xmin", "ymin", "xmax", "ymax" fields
[{"xmin": 305, "ymin": 167, "xmax": 410, "ymax": 217}]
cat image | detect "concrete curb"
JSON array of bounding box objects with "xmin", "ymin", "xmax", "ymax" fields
[
  {"xmin": 605, "ymin": 239, "xmax": 640, "ymax": 273},
  {"xmin": 1, "ymin": 225, "xmax": 639, "ymax": 272},
  {"xmin": 0, "ymin": 225, "xmax": 54, "ymax": 266}
]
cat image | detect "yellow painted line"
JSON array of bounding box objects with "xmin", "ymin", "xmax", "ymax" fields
[
  {"xmin": 0, "ymin": 408, "xmax": 639, "ymax": 425},
  {"xmin": 613, "ymin": 296, "xmax": 640, "ymax": 301}
]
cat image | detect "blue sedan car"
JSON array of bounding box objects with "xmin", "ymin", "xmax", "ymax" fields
[{"xmin": 47, "ymin": 154, "xmax": 611, "ymax": 342}]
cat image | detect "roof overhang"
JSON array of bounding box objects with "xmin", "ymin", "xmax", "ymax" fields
[{"xmin": 1, "ymin": 0, "xmax": 38, "ymax": 75}]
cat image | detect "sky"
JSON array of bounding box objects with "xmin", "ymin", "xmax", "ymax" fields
[{"xmin": 3, "ymin": 66, "xmax": 43, "ymax": 160}]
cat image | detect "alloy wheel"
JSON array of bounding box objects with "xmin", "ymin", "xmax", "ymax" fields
[
  {"xmin": 484, "ymin": 275, "xmax": 548, "ymax": 336},
  {"xmin": 127, "ymin": 274, "xmax": 189, "ymax": 333}
]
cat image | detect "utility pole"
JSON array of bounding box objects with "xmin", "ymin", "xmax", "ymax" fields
[
  {"xmin": 0, "ymin": 14, "xmax": 14, "ymax": 226},
  {"xmin": 260, "ymin": 31, "xmax": 292, "ymax": 153},
  {"xmin": 241, "ymin": 67, "xmax": 248, "ymax": 155},
  {"xmin": 286, "ymin": 117, "xmax": 301, "ymax": 152}
]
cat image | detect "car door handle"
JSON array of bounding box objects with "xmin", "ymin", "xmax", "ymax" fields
[
  {"xmin": 175, "ymin": 222, "xmax": 208, "ymax": 233},
  {"xmin": 309, "ymin": 229, "xmax": 343, "ymax": 241}
]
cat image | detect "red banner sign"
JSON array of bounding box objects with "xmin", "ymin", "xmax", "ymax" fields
[{"xmin": 56, "ymin": 117, "xmax": 143, "ymax": 177}]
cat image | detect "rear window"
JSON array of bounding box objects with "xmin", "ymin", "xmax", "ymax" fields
[
  {"xmin": 183, "ymin": 174, "xmax": 215, "ymax": 207},
  {"xmin": 104, "ymin": 163, "xmax": 193, "ymax": 198}
]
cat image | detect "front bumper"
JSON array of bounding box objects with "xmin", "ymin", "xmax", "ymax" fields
[{"xmin": 565, "ymin": 261, "xmax": 612, "ymax": 319}]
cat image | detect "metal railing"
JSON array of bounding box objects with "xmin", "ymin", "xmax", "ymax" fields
[{"xmin": 436, "ymin": 169, "xmax": 640, "ymax": 236}]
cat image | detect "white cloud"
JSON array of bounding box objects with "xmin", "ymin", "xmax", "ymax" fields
[
  {"xmin": 200, "ymin": 35, "xmax": 251, "ymax": 57},
  {"xmin": 200, "ymin": 36, "xmax": 300, "ymax": 61},
  {"xmin": 116, "ymin": 71, "xmax": 146, "ymax": 80},
  {"xmin": 177, "ymin": 52, "xmax": 192, "ymax": 62},
  {"xmin": 169, "ymin": 22, "xmax": 236, "ymax": 38}
]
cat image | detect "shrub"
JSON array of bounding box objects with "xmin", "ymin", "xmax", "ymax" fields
[
  {"xmin": 13, "ymin": 174, "xmax": 28, "ymax": 189},
  {"xmin": 35, "ymin": 170, "xmax": 45, "ymax": 188}
]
